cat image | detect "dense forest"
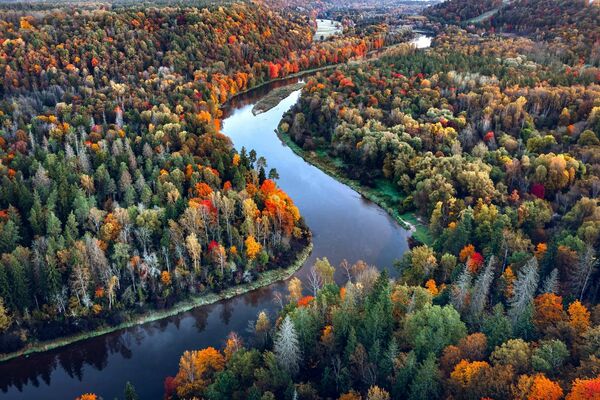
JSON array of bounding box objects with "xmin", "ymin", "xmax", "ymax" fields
[
  {"xmin": 1, "ymin": 0, "xmax": 599, "ymax": 399},
  {"xmin": 0, "ymin": 2, "xmax": 410, "ymax": 355},
  {"xmin": 280, "ymin": 28, "xmax": 600, "ymax": 299},
  {"xmin": 425, "ymin": 0, "xmax": 502, "ymax": 23},
  {"xmin": 162, "ymin": 264, "xmax": 600, "ymax": 400},
  {"xmin": 425, "ymin": 0, "xmax": 600, "ymax": 65},
  {"xmin": 155, "ymin": 1, "xmax": 599, "ymax": 399}
]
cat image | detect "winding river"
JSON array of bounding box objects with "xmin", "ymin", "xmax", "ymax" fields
[{"xmin": 0, "ymin": 34, "xmax": 430, "ymax": 400}]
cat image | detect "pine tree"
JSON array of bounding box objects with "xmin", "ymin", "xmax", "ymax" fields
[
  {"xmin": 6, "ymin": 252, "xmax": 30, "ymax": 311},
  {"xmin": 124, "ymin": 381, "xmax": 139, "ymax": 400},
  {"xmin": 451, "ymin": 266, "xmax": 471, "ymax": 313},
  {"xmin": 28, "ymin": 191, "xmax": 45, "ymax": 236},
  {"xmin": 64, "ymin": 212, "xmax": 79, "ymax": 245},
  {"xmin": 45, "ymin": 255, "xmax": 62, "ymax": 302},
  {"xmin": 541, "ymin": 269, "xmax": 559, "ymax": 294},
  {"xmin": 46, "ymin": 211, "xmax": 62, "ymax": 238},
  {"xmin": 0, "ymin": 220, "xmax": 21, "ymax": 254},
  {"xmin": 508, "ymin": 258, "xmax": 539, "ymax": 325},
  {"xmin": 0, "ymin": 266, "xmax": 10, "ymax": 306},
  {"xmin": 448, "ymin": 208, "xmax": 473, "ymax": 254},
  {"xmin": 274, "ymin": 316, "xmax": 300, "ymax": 375},
  {"xmin": 469, "ymin": 256, "xmax": 496, "ymax": 321},
  {"xmin": 408, "ymin": 353, "xmax": 441, "ymax": 400}
]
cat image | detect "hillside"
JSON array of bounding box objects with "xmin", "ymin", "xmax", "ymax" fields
[{"xmin": 424, "ymin": 0, "xmax": 600, "ymax": 65}]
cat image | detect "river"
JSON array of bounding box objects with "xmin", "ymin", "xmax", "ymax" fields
[{"xmin": 0, "ymin": 33, "xmax": 430, "ymax": 400}]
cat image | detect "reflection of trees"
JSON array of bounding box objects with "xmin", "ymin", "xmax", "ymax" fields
[
  {"xmin": 0, "ymin": 352, "xmax": 57, "ymax": 392},
  {"xmin": 190, "ymin": 306, "xmax": 210, "ymax": 333},
  {"xmin": 219, "ymin": 301, "xmax": 233, "ymax": 325},
  {"xmin": 0, "ymin": 265, "xmax": 299, "ymax": 396},
  {"xmin": 244, "ymin": 285, "xmax": 276, "ymax": 308},
  {"xmin": 0, "ymin": 328, "xmax": 138, "ymax": 393},
  {"xmin": 108, "ymin": 333, "xmax": 133, "ymax": 361},
  {"xmin": 222, "ymin": 76, "xmax": 304, "ymax": 119},
  {"xmin": 59, "ymin": 349, "xmax": 85, "ymax": 381}
]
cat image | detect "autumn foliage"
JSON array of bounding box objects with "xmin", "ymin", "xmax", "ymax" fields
[
  {"xmin": 173, "ymin": 347, "xmax": 225, "ymax": 398},
  {"xmin": 567, "ymin": 376, "xmax": 600, "ymax": 400}
]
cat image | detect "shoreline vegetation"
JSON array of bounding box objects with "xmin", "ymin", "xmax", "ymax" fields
[
  {"xmin": 223, "ymin": 33, "xmax": 424, "ymax": 110},
  {"xmin": 0, "ymin": 241, "xmax": 313, "ymax": 363},
  {"xmin": 223, "ymin": 41, "xmax": 412, "ymax": 110},
  {"xmin": 252, "ymin": 82, "xmax": 306, "ymax": 115},
  {"xmin": 277, "ymin": 128, "xmax": 432, "ymax": 245}
]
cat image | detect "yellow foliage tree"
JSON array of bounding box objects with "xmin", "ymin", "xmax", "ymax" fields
[
  {"xmin": 367, "ymin": 385, "xmax": 390, "ymax": 400},
  {"xmin": 568, "ymin": 300, "xmax": 591, "ymax": 334},
  {"xmin": 245, "ymin": 235, "xmax": 262, "ymax": 260},
  {"xmin": 223, "ymin": 332, "xmax": 243, "ymax": 361},
  {"xmin": 450, "ymin": 359, "xmax": 490, "ymax": 387},
  {"xmin": 0, "ymin": 297, "xmax": 12, "ymax": 333},
  {"xmin": 288, "ymin": 277, "xmax": 303, "ymax": 303}
]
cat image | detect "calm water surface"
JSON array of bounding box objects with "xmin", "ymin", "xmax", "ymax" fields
[{"xmin": 0, "ymin": 34, "xmax": 431, "ymax": 400}]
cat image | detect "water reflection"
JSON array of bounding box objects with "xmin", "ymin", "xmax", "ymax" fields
[{"xmin": 0, "ymin": 36, "xmax": 438, "ymax": 398}]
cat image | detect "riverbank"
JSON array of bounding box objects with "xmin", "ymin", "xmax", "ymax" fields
[
  {"xmin": 0, "ymin": 38, "xmax": 417, "ymax": 365},
  {"xmin": 253, "ymin": 82, "xmax": 306, "ymax": 115},
  {"xmin": 0, "ymin": 40, "xmax": 390, "ymax": 364},
  {"xmin": 277, "ymin": 129, "xmax": 432, "ymax": 245},
  {"xmin": 0, "ymin": 241, "xmax": 312, "ymax": 363}
]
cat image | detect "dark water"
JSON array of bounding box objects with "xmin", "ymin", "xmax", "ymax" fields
[{"xmin": 0, "ymin": 34, "xmax": 433, "ymax": 399}]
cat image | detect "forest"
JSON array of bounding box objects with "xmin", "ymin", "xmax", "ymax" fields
[
  {"xmin": 0, "ymin": 1, "xmax": 409, "ymax": 356},
  {"xmin": 0, "ymin": 0, "xmax": 599, "ymax": 399},
  {"xmin": 158, "ymin": 1, "xmax": 599, "ymax": 400},
  {"xmin": 425, "ymin": 0, "xmax": 600, "ymax": 65}
]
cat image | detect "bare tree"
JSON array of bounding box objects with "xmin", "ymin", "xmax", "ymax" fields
[
  {"xmin": 221, "ymin": 195, "xmax": 235, "ymax": 245},
  {"xmin": 273, "ymin": 291, "xmax": 285, "ymax": 310},
  {"xmin": 340, "ymin": 259, "xmax": 352, "ymax": 282},
  {"xmin": 307, "ymin": 265, "xmax": 323, "ymax": 296},
  {"xmin": 571, "ymin": 245, "xmax": 597, "ymax": 301}
]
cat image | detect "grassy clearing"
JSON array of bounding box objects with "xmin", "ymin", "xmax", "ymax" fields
[
  {"xmin": 278, "ymin": 130, "xmax": 432, "ymax": 245},
  {"xmin": 0, "ymin": 242, "xmax": 312, "ymax": 363}
]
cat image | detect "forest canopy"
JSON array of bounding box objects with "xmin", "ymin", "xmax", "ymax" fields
[{"xmin": 0, "ymin": 1, "xmax": 410, "ymax": 355}]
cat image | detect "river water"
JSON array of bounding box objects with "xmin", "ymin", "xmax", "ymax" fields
[{"xmin": 0, "ymin": 34, "xmax": 430, "ymax": 400}]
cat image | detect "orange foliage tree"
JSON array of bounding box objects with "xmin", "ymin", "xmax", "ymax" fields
[
  {"xmin": 515, "ymin": 374, "xmax": 563, "ymax": 400},
  {"xmin": 76, "ymin": 395, "xmax": 98, "ymax": 400},
  {"xmin": 174, "ymin": 347, "xmax": 225, "ymax": 398},
  {"xmin": 533, "ymin": 293, "xmax": 564, "ymax": 332},
  {"xmin": 459, "ymin": 244, "xmax": 476, "ymax": 263},
  {"xmin": 567, "ymin": 376, "xmax": 600, "ymax": 400}
]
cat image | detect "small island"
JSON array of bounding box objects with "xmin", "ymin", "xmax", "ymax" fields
[{"xmin": 252, "ymin": 82, "xmax": 306, "ymax": 115}]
